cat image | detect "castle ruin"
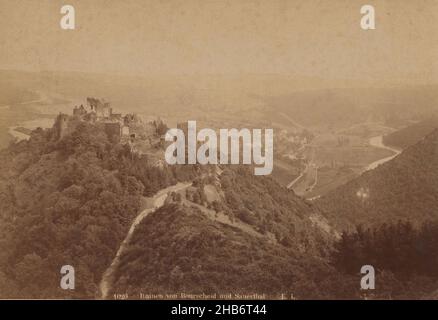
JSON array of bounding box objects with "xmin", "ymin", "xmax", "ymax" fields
[{"xmin": 55, "ymin": 98, "xmax": 168, "ymax": 156}]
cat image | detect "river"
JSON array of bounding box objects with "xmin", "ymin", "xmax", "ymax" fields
[
  {"xmin": 365, "ymin": 135, "xmax": 401, "ymax": 171},
  {"xmin": 7, "ymin": 92, "xmax": 84, "ymax": 142},
  {"xmin": 8, "ymin": 118, "xmax": 57, "ymax": 141}
]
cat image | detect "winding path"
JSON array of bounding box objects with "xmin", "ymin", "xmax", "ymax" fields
[{"xmin": 99, "ymin": 182, "xmax": 191, "ymax": 299}]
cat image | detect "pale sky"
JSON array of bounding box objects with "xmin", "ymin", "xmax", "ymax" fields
[{"xmin": 0, "ymin": 0, "xmax": 437, "ymax": 85}]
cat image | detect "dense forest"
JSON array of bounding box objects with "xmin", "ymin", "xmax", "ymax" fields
[
  {"xmin": 111, "ymin": 204, "xmax": 438, "ymax": 299},
  {"xmin": 111, "ymin": 202, "xmax": 345, "ymax": 299},
  {"xmin": 330, "ymin": 221, "xmax": 438, "ymax": 299},
  {"xmin": 0, "ymin": 121, "xmax": 199, "ymax": 298},
  {"xmin": 218, "ymin": 167, "xmax": 334, "ymax": 255},
  {"xmin": 108, "ymin": 164, "xmax": 341, "ymax": 299}
]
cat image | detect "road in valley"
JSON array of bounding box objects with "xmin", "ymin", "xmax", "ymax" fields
[{"xmin": 287, "ymin": 146, "xmax": 318, "ymax": 196}]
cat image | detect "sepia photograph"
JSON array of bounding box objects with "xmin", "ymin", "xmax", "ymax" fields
[{"xmin": 0, "ymin": 0, "xmax": 438, "ymax": 306}]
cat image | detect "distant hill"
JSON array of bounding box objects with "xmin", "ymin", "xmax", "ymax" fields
[
  {"xmin": 382, "ymin": 117, "xmax": 438, "ymax": 149},
  {"xmin": 317, "ymin": 129, "xmax": 438, "ymax": 231},
  {"xmin": 0, "ymin": 83, "xmax": 37, "ymax": 106},
  {"xmin": 261, "ymin": 86, "xmax": 438, "ymax": 130}
]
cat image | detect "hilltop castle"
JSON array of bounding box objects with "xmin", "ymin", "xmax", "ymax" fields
[{"xmin": 55, "ymin": 98, "xmax": 168, "ymax": 154}]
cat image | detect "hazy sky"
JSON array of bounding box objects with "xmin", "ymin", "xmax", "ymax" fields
[{"xmin": 0, "ymin": 0, "xmax": 437, "ymax": 85}]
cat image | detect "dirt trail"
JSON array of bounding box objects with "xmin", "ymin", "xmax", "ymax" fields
[{"xmin": 99, "ymin": 182, "xmax": 191, "ymax": 299}]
